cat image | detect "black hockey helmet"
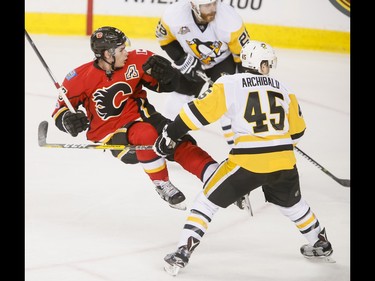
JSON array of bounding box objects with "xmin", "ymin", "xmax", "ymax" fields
[{"xmin": 90, "ymin": 26, "xmax": 129, "ymax": 58}]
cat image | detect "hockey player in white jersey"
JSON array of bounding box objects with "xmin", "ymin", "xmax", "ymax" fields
[
  {"xmin": 156, "ymin": 0, "xmax": 251, "ymax": 209},
  {"xmin": 155, "ymin": 0, "xmax": 250, "ymax": 147},
  {"xmin": 153, "ymin": 40, "xmax": 334, "ymax": 276}
]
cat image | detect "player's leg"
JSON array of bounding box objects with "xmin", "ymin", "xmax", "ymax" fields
[
  {"xmin": 126, "ymin": 122, "xmax": 186, "ymax": 210},
  {"xmin": 264, "ymin": 166, "xmax": 334, "ymax": 261}
]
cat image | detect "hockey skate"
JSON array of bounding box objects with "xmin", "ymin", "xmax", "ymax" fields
[
  {"xmin": 234, "ymin": 193, "xmax": 253, "ymax": 216},
  {"xmin": 154, "ymin": 180, "xmax": 186, "ymax": 210},
  {"xmin": 300, "ymin": 228, "xmax": 335, "ymax": 263},
  {"xmin": 164, "ymin": 236, "xmax": 200, "ymax": 276}
]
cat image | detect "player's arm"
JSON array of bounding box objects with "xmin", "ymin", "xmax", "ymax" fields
[
  {"xmin": 162, "ymin": 40, "xmax": 205, "ymax": 83},
  {"xmin": 227, "ymin": 23, "xmax": 250, "ymax": 73},
  {"xmin": 156, "ymin": 17, "xmax": 205, "ymax": 83},
  {"xmin": 141, "ymin": 54, "xmax": 182, "ymax": 92},
  {"xmin": 142, "ymin": 55, "xmax": 202, "ymax": 95},
  {"xmin": 154, "ymin": 83, "xmax": 228, "ymax": 156},
  {"xmin": 161, "ymin": 40, "xmax": 186, "ymax": 62},
  {"xmin": 288, "ymin": 93, "xmax": 306, "ymax": 145},
  {"xmin": 51, "ymin": 79, "xmax": 89, "ymax": 137},
  {"xmin": 156, "ymin": 18, "xmax": 185, "ymax": 61}
]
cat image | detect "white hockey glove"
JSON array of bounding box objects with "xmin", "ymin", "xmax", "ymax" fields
[
  {"xmin": 153, "ymin": 125, "xmax": 177, "ymax": 157},
  {"xmin": 175, "ymin": 53, "xmax": 205, "ymax": 82}
]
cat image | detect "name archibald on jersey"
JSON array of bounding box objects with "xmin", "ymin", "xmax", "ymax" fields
[{"xmin": 242, "ymin": 76, "xmax": 280, "ymax": 89}]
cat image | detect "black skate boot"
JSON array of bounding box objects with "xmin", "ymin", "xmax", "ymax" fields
[
  {"xmin": 164, "ymin": 236, "xmax": 200, "ymax": 276},
  {"xmin": 154, "ymin": 180, "xmax": 186, "ymax": 210},
  {"xmin": 300, "ymin": 228, "xmax": 335, "ymax": 262}
]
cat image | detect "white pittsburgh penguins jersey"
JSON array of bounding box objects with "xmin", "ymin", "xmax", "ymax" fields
[
  {"xmin": 178, "ymin": 73, "xmax": 306, "ymax": 173},
  {"xmin": 156, "ymin": 0, "xmax": 250, "ymax": 69}
]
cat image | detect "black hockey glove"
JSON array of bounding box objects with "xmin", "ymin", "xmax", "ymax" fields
[
  {"xmin": 142, "ymin": 55, "xmax": 179, "ymax": 84},
  {"xmin": 175, "ymin": 53, "xmax": 205, "ymax": 82},
  {"xmin": 62, "ymin": 110, "xmax": 89, "ymax": 137},
  {"xmin": 153, "ymin": 124, "xmax": 177, "ymax": 157}
]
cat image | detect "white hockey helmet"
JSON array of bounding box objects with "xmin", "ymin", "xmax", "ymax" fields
[
  {"xmin": 190, "ymin": 0, "xmax": 217, "ymax": 21},
  {"xmin": 240, "ymin": 40, "xmax": 277, "ymax": 73}
]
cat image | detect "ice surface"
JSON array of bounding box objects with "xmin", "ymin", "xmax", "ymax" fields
[{"xmin": 25, "ymin": 35, "xmax": 350, "ymax": 281}]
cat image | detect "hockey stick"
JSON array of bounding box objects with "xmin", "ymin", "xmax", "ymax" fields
[
  {"xmin": 25, "ymin": 29, "xmax": 76, "ymax": 113},
  {"xmin": 196, "ymin": 70, "xmax": 214, "ymax": 86},
  {"xmin": 26, "ymin": 32, "xmax": 152, "ymax": 152},
  {"xmin": 197, "ymin": 70, "xmax": 350, "ymax": 188},
  {"xmin": 295, "ymin": 146, "xmax": 350, "ymax": 187},
  {"xmin": 196, "ymin": 70, "xmax": 350, "ymax": 188},
  {"xmin": 38, "ymin": 121, "xmax": 153, "ymax": 151}
]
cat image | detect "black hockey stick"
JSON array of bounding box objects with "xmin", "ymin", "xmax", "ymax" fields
[
  {"xmin": 38, "ymin": 121, "xmax": 153, "ymax": 151},
  {"xmin": 197, "ymin": 70, "xmax": 350, "ymax": 188},
  {"xmin": 25, "ymin": 29, "xmax": 76, "ymax": 113},
  {"xmin": 196, "ymin": 71, "xmax": 350, "ymax": 188},
  {"xmin": 295, "ymin": 146, "xmax": 350, "ymax": 187}
]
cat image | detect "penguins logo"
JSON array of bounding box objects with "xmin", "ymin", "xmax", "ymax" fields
[
  {"xmin": 92, "ymin": 82, "xmax": 132, "ymax": 120},
  {"xmin": 186, "ymin": 39, "xmax": 222, "ymax": 64}
]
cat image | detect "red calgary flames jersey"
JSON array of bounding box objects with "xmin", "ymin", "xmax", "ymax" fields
[{"xmin": 52, "ymin": 49, "xmax": 160, "ymax": 142}]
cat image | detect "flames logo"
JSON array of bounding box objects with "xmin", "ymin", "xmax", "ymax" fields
[{"xmin": 92, "ymin": 82, "xmax": 132, "ymax": 120}]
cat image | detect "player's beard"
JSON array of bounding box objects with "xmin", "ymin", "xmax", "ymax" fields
[{"xmin": 201, "ymin": 13, "xmax": 216, "ymax": 23}]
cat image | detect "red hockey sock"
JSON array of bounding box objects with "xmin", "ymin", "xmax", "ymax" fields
[{"xmin": 174, "ymin": 141, "xmax": 217, "ymax": 182}]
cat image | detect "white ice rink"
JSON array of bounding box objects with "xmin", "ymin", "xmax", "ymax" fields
[{"xmin": 25, "ymin": 35, "xmax": 350, "ymax": 281}]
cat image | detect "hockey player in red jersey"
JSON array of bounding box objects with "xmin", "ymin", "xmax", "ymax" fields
[{"xmin": 51, "ymin": 26, "xmax": 218, "ymax": 210}]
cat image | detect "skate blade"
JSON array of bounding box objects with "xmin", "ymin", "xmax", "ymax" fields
[
  {"xmin": 164, "ymin": 261, "xmax": 181, "ymax": 276},
  {"xmin": 169, "ymin": 202, "xmax": 187, "ymax": 211},
  {"xmin": 304, "ymin": 255, "xmax": 336, "ymax": 263},
  {"xmin": 243, "ymin": 194, "xmax": 253, "ymax": 216}
]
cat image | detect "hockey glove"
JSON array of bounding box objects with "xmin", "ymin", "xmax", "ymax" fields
[
  {"xmin": 62, "ymin": 110, "xmax": 89, "ymax": 137},
  {"xmin": 175, "ymin": 53, "xmax": 205, "ymax": 82},
  {"xmin": 142, "ymin": 55, "xmax": 178, "ymax": 84},
  {"xmin": 153, "ymin": 124, "xmax": 177, "ymax": 157}
]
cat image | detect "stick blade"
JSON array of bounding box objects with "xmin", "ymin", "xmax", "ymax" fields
[
  {"xmin": 337, "ymin": 179, "xmax": 350, "ymax": 188},
  {"xmin": 38, "ymin": 121, "xmax": 48, "ymax": 146}
]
